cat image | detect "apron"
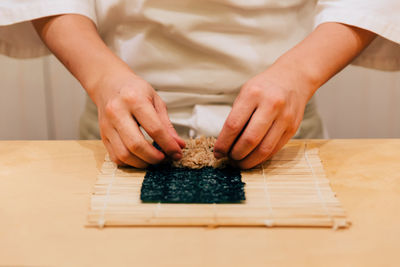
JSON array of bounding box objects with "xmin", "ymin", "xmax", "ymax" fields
[
  {"xmin": 80, "ymin": 96, "xmax": 324, "ymax": 139},
  {"xmin": 80, "ymin": 0, "xmax": 324, "ymax": 139}
]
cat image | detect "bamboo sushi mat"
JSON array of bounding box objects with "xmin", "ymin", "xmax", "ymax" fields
[{"xmin": 88, "ymin": 142, "xmax": 350, "ymax": 229}]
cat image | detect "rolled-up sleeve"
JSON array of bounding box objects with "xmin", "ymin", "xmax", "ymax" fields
[
  {"xmin": 315, "ymin": 0, "xmax": 400, "ymax": 71},
  {"xmin": 0, "ymin": 0, "xmax": 97, "ymax": 58}
]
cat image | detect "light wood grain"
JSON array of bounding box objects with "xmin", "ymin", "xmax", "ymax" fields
[{"xmin": 0, "ymin": 140, "xmax": 399, "ymax": 267}]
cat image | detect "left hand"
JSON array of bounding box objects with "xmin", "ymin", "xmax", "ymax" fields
[
  {"xmin": 214, "ymin": 22, "xmax": 377, "ymax": 169},
  {"xmin": 214, "ymin": 65, "xmax": 314, "ymax": 169}
]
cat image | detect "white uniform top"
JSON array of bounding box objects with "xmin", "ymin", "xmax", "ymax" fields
[{"xmin": 1, "ymin": 0, "xmax": 399, "ymax": 138}]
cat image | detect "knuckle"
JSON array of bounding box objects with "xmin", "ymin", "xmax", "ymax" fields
[
  {"xmin": 248, "ymin": 85, "xmax": 263, "ymax": 98},
  {"xmin": 147, "ymin": 124, "xmax": 164, "ymax": 137},
  {"xmin": 131, "ymin": 103, "xmax": 146, "ymax": 115},
  {"xmin": 242, "ymin": 135, "xmax": 257, "ymax": 147},
  {"xmin": 117, "ymin": 149, "xmax": 132, "ymax": 163},
  {"xmin": 225, "ymin": 120, "xmax": 241, "ymax": 133},
  {"xmin": 259, "ymin": 143, "xmax": 274, "ymax": 156},
  {"xmin": 271, "ymin": 96, "xmax": 285, "ymax": 109},
  {"xmin": 104, "ymin": 100, "xmax": 120, "ymax": 118},
  {"xmin": 121, "ymin": 90, "xmax": 138, "ymax": 105},
  {"xmin": 128, "ymin": 140, "xmax": 144, "ymax": 153}
]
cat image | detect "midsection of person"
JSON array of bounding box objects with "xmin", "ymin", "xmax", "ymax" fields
[{"xmin": 80, "ymin": 0, "xmax": 322, "ymax": 139}]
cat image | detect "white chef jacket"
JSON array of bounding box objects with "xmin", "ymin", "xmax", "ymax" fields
[{"xmin": 1, "ymin": 0, "xmax": 399, "ymax": 138}]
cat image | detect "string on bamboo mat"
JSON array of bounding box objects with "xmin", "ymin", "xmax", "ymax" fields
[
  {"xmin": 261, "ymin": 164, "xmax": 274, "ymax": 227},
  {"xmin": 88, "ymin": 141, "xmax": 350, "ymax": 229},
  {"xmin": 304, "ymin": 142, "xmax": 334, "ymax": 229}
]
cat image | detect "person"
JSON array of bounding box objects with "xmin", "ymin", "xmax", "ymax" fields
[{"xmin": 0, "ymin": 0, "xmax": 399, "ymax": 169}]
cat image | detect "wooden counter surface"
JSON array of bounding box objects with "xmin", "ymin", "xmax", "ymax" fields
[{"xmin": 0, "ymin": 140, "xmax": 399, "ymax": 267}]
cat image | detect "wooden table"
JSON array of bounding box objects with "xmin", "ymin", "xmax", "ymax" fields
[{"xmin": 0, "ymin": 140, "xmax": 399, "ymax": 267}]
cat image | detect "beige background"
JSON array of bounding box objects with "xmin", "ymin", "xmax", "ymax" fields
[{"xmin": 1, "ymin": 54, "xmax": 399, "ymax": 140}]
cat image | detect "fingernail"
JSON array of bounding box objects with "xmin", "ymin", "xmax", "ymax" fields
[
  {"xmin": 172, "ymin": 152, "xmax": 182, "ymax": 160},
  {"xmin": 214, "ymin": 151, "xmax": 224, "ymax": 159}
]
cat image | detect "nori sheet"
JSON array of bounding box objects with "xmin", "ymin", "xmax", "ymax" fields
[{"xmin": 140, "ymin": 164, "xmax": 245, "ymax": 203}]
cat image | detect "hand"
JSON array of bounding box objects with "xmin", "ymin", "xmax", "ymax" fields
[
  {"xmin": 32, "ymin": 14, "xmax": 375, "ymax": 169},
  {"xmin": 213, "ymin": 22, "xmax": 376, "ymax": 169},
  {"xmin": 92, "ymin": 72, "xmax": 185, "ymax": 168},
  {"xmin": 31, "ymin": 15, "xmax": 184, "ymax": 168},
  {"xmin": 214, "ymin": 66, "xmax": 313, "ymax": 169}
]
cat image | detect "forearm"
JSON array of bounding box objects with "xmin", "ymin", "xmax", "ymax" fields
[
  {"xmin": 215, "ymin": 22, "xmax": 376, "ymax": 168},
  {"xmin": 32, "ymin": 14, "xmax": 134, "ymax": 102},
  {"xmin": 33, "ymin": 14, "xmax": 184, "ymax": 167},
  {"xmin": 272, "ymin": 22, "xmax": 377, "ymax": 96}
]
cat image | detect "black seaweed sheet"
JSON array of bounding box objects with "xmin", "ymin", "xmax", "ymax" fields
[{"xmin": 140, "ymin": 164, "xmax": 245, "ymax": 203}]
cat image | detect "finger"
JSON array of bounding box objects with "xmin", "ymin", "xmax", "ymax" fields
[
  {"xmin": 99, "ymin": 122, "xmax": 125, "ymax": 166},
  {"xmin": 268, "ymin": 115, "xmax": 301, "ymax": 158},
  {"xmin": 153, "ymin": 95, "xmax": 186, "ymax": 149},
  {"xmin": 112, "ymin": 112, "xmax": 165, "ymax": 164},
  {"xmin": 103, "ymin": 138, "xmax": 126, "ymax": 166},
  {"xmin": 237, "ymin": 120, "xmax": 286, "ymax": 169},
  {"xmin": 229, "ymin": 106, "xmax": 277, "ymax": 161},
  {"xmin": 131, "ymin": 100, "xmax": 182, "ymax": 160},
  {"xmin": 214, "ymin": 96, "xmax": 257, "ymax": 158},
  {"xmin": 107, "ymin": 128, "xmax": 149, "ymax": 168},
  {"xmin": 269, "ymin": 131, "xmax": 294, "ymax": 158},
  {"xmin": 175, "ymin": 136, "xmax": 186, "ymax": 149}
]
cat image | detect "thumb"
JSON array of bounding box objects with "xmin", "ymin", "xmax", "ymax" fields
[{"xmin": 154, "ymin": 96, "xmax": 186, "ymax": 149}]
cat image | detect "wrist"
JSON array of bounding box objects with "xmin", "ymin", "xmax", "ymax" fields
[
  {"xmin": 269, "ymin": 22, "xmax": 377, "ymax": 99},
  {"xmin": 84, "ymin": 64, "xmax": 139, "ymax": 106},
  {"xmin": 265, "ymin": 57, "xmax": 319, "ymax": 100},
  {"xmin": 82, "ymin": 59, "xmax": 136, "ymax": 100}
]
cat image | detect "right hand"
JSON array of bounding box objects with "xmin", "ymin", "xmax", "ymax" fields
[
  {"xmin": 91, "ymin": 72, "xmax": 185, "ymax": 168},
  {"xmin": 31, "ymin": 14, "xmax": 184, "ymax": 167}
]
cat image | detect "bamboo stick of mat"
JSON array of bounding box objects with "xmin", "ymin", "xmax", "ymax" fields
[{"xmin": 87, "ymin": 141, "xmax": 350, "ymax": 229}]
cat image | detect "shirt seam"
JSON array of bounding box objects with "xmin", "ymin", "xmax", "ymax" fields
[
  {"xmin": 0, "ymin": 1, "xmax": 97, "ymax": 26},
  {"xmin": 314, "ymin": 10, "xmax": 400, "ymax": 44}
]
